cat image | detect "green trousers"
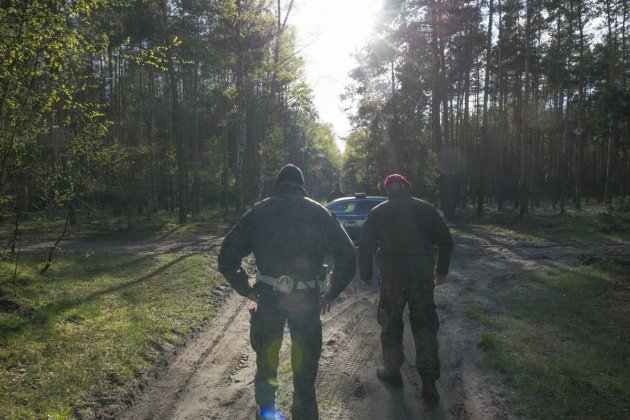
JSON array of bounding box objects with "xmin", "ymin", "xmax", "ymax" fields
[
  {"xmin": 377, "ymin": 256, "xmax": 440, "ymax": 380},
  {"xmin": 250, "ymin": 289, "xmax": 322, "ymax": 420}
]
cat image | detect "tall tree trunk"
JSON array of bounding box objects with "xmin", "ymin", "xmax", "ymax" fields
[
  {"xmin": 519, "ymin": 0, "xmax": 532, "ymax": 217},
  {"xmin": 191, "ymin": 13, "xmax": 200, "ymax": 219},
  {"xmin": 235, "ymin": 0, "xmax": 247, "ymax": 215},
  {"xmin": 222, "ymin": 77, "xmax": 230, "ymax": 216},
  {"xmin": 462, "ymin": 65, "xmax": 471, "ymax": 209},
  {"xmin": 430, "ymin": 1, "xmax": 451, "ymax": 215},
  {"xmin": 478, "ymin": 0, "xmax": 494, "ymax": 217},
  {"xmin": 574, "ymin": 0, "xmax": 586, "ymax": 211},
  {"xmin": 160, "ymin": 0, "xmax": 187, "ymax": 223},
  {"xmin": 148, "ymin": 64, "xmax": 155, "ymax": 220},
  {"xmin": 496, "ymin": 0, "xmax": 506, "ymax": 212},
  {"xmin": 604, "ymin": 135, "xmax": 614, "ymax": 204},
  {"xmin": 603, "ymin": 0, "xmax": 619, "ymax": 205}
]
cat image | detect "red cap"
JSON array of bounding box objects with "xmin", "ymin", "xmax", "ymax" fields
[{"xmin": 384, "ymin": 174, "xmax": 411, "ymax": 187}]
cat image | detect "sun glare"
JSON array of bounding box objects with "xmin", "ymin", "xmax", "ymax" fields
[
  {"xmin": 295, "ymin": 0, "xmax": 381, "ymax": 69},
  {"xmin": 292, "ymin": 0, "xmax": 382, "ymax": 146}
]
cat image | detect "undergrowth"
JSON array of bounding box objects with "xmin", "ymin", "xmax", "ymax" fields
[
  {"xmin": 599, "ymin": 196, "xmax": 630, "ymax": 234},
  {"xmin": 471, "ymin": 258, "xmax": 630, "ymax": 418},
  {"xmin": 0, "ymin": 251, "xmax": 224, "ymax": 418}
]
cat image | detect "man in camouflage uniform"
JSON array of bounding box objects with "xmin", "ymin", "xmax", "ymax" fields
[
  {"xmin": 218, "ymin": 164, "xmax": 356, "ymax": 420},
  {"xmin": 358, "ymin": 173, "xmax": 453, "ymax": 404}
]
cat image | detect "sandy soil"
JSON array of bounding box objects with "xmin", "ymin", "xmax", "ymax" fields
[{"xmin": 40, "ymin": 228, "xmax": 628, "ymax": 420}]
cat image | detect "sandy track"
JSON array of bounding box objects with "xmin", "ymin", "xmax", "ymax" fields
[{"xmin": 116, "ymin": 230, "xmax": 629, "ymax": 420}]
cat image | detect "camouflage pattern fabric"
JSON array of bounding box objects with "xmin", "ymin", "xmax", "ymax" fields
[
  {"xmin": 358, "ymin": 191, "xmax": 453, "ymax": 380},
  {"xmin": 218, "ymin": 183, "xmax": 356, "ymax": 419},
  {"xmin": 377, "ymin": 257, "xmax": 440, "ymax": 379}
]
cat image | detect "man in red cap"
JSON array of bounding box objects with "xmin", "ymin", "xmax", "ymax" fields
[{"xmin": 358, "ymin": 173, "xmax": 453, "ymax": 404}]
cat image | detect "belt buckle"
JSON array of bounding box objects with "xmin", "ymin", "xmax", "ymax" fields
[{"xmin": 276, "ymin": 275, "xmax": 293, "ymax": 294}]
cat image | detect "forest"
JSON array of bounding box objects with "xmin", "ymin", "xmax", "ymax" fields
[
  {"xmin": 1, "ymin": 0, "xmax": 629, "ymax": 230},
  {"xmin": 2, "ymin": 2, "xmax": 630, "ymax": 418},
  {"xmin": 344, "ymin": 0, "xmax": 630, "ymax": 218}
]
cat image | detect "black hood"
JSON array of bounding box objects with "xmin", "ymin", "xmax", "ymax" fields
[{"xmin": 275, "ymin": 164, "xmax": 304, "ymax": 187}]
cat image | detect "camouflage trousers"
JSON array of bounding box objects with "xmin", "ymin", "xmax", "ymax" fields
[
  {"xmin": 250, "ymin": 289, "xmax": 322, "ymax": 420},
  {"xmin": 377, "ymin": 258, "xmax": 440, "ymax": 380}
]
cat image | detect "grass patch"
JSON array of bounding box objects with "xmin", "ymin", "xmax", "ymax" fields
[
  {"xmin": 1, "ymin": 207, "xmax": 232, "ymax": 242},
  {"xmin": 0, "ymin": 250, "xmax": 224, "ymax": 418},
  {"xmin": 478, "ymin": 332, "xmax": 498, "ymax": 350},
  {"xmin": 453, "ymin": 200, "xmax": 630, "ymax": 242},
  {"xmin": 471, "ymin": 262, "xmax": 630, "ymax": 418}
]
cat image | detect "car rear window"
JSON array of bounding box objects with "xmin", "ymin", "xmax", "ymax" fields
[
  {"xmin": 357, "ymin": 200, "xmax": 382, "ymax": 214},
  {"xmin": 328, "ymin": 199, "xmax": 383, "ymax": 215},
  {"xmin": 328, "ymin": 201, "xmax": 356, "ymax": 214}
]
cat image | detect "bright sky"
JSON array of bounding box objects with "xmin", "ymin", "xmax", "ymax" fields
[{"xmin": 291, "ymin": 0, "xmax": 382, "ymax": 152}]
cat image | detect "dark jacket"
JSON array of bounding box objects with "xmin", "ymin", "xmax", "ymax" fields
[
  {"xmin": 358, "ymin": 192, "xmax": 453, "ymax": 281},
  {"xmin": 218, "ymin": 183, "xmax": 356, "ymax": 301},
  {"xmin": 327, "ymin": 188, "xmax": 345, "ymax": 202}
]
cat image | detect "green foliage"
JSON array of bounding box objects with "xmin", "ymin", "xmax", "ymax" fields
[
  {"xmin": 478, "ymin": 332, "xmax": 498, "ymax": 350},
  {"xmin": 343, "ymin": 0, "xmax": 630, "ymax": 215},
  {"xmin": 302, "ymin": 123, "xmax": 342, "ymax": 199},
  {"xmin": 0, "ymin": 251, "xmax": 225, "ymax": 418},
  {"xmin": 471, "ymin": 260, "xmax": 630, "ymax": 418},
  {"xmin": 458, "ymin": 200, "xmax": 629, "ymax": 242},
  {"xmin": 599, "ymin": 196, "xmax": 630, "ymax": 233},
  {"xmin": 1, "ymin": 0, "xmax": 339, "ymax": 227},
  {"xmin": 0, "ymin": 0, "xmax": 127, "ymax": 229},
  {"xmin": 342, "ymin": 129, "xmax": 371, "ymax": 192},
  {"xmin": 341, "ymin": 127, "xmax": 437, "ymax": 196}
]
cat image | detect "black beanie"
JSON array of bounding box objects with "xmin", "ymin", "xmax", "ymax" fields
[{"xmin": 275, "ymin": 164, "xmax": 304, "ymax": 186}]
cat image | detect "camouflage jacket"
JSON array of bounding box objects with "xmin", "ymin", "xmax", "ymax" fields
[
  {"xmin": 358, "ymin": 192, "xmax": 453, "ymax": 281},
  {"xmin": 218, "ymin": 183, "xmax": 356, "ymax": 301}
]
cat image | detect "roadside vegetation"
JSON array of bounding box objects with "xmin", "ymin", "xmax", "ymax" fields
[
  {"xmin": 2, "ymin": 202, "xmax": 629, "ymax": 418},
  {"xmin": 454, "ymin": 199, "xmax": 630, "ymax": 242},
  {"xmin": 468, "ymin": 225, "xmax": 630, "ymax": 418},
  {"xmin": 0, "ymin": 212, "xmax": 228, "ymax": 418},
  {"xmin": 599, "ymin": 196, "xmax": 630, "ymax": 235}
]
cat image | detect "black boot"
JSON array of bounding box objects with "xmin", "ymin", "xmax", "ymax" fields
[
  {"xmin": 376, "ymin": 367, "xmax": 403, "ymax": 387},
  {"xmin": 421, "ymin": 377, "xmax": 440, "ymax": 404}
]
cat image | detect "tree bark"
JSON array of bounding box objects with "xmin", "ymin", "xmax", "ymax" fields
[
  {"xmin": 478, "ymin": 0, "xmax": 494, "ymax": 217},
  {"xmin": 191, "ymin": 13, "xmax": 200, "ymax": 219},
  {"xmin": 160, "ymin": 0, "xmax": 187, "ymax": 223},
  {"xmin": 235, "ymin": 0, "xmax": 247, "ymax": 215},
  {"xmin": 519, "ymin": 0, "xmax": 532, "ymax": 217}
]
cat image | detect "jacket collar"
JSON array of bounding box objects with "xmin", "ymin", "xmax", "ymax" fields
[
  {"xmin": 273, "ymin": 182, "xmax": 308, "ymax": 197},
  {"xmin": 388, "ymin": 190, "xmax": 411, "ymax": 200}
]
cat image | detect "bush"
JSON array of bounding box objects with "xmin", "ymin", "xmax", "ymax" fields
[{"xmin": 599, "ymin": 196, "xmax": 630, "ymax": 233}]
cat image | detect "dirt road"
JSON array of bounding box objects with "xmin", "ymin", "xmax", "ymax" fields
[{"xmin": 114, "ymin": 228, "xmax": 629, "ymax": 420}]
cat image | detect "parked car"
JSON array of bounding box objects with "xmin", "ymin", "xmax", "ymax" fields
[{"xmin": 325, "ymin": 193, "xmax": 387, "ymax": 246}]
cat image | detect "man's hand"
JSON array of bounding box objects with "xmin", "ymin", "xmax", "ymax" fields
[
  {"xmin": 434, "ymin": 274, "xmax": 447, "ymax": 286},
  {"xmin": 320, "ymin": 298, "xmax": 332, "ymax": 315},
  {"xmin": 246, "ymin": 293, "xmax": 259, "ymax": 303}
]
